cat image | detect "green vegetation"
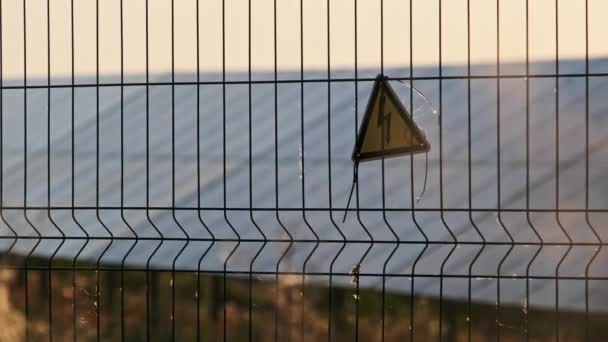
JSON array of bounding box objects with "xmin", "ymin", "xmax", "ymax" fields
[{"xmin": 0, "ymin": 256, "xmax": 606, "ymax": 341}]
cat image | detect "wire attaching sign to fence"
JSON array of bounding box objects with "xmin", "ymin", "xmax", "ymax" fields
[{"xmin": 344, "ymin": 74, "xmax": 431, "ymax": 221}]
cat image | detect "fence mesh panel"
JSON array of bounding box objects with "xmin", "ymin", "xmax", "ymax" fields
[{"xmin": 0, "ymin": 0, "xmax": 606, "ymax": 341}]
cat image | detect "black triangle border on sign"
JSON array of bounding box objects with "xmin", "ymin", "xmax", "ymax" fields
[{"xmin": 352, "ymin": 74, "xmax": 431, "ymax": 162}]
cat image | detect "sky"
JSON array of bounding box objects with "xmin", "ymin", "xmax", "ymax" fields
[{"xmin": 1, "ymin": 0, "xmax": 607, "ymax": 81}]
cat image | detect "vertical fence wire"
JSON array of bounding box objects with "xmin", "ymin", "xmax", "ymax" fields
[{"xmin": 584, "ymin": 2, "xmax": 603, "ymax": 342}]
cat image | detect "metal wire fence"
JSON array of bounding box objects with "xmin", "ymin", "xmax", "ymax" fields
[{"xmin": 0, "ymin": 0, "xmax": 607, "ymax": 341}]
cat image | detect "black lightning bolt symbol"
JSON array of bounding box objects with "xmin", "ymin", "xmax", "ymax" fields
[{"xmin": 377, "ymin": 89, "xmax": 392, "ymax": 144}]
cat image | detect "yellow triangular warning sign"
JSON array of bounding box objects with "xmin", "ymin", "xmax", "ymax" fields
[{"xmin": 352, "ymin": 74, "xmax": 430, "ymax": 162}]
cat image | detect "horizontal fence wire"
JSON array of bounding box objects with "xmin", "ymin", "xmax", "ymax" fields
[
  {"xmin": 1, "ymin": 72, "xmax": 608, "ymax": 89},
  {"xmin": 0, "ymin": 0, "xmax": 606, "ymax": 341}
]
